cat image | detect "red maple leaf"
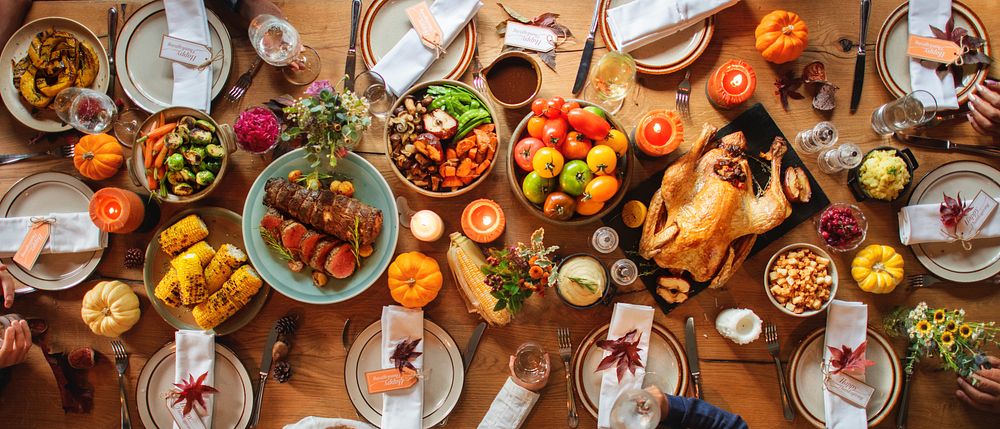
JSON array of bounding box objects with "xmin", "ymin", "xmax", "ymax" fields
[
  {"xmin": 170, "ymin": 372, "xmax": 219, "ymax": 415},
  {"xmin": 390, "ymin": 338, "xmax": 423, "ymax": 374},
  {"xmin": 940, "ymin": 192, "xmax": 973, "ymax": 229},
  {"xmin": 595, "ymin": 329, "xmax": 644, "ymax": 382},
  {"xmin": 827, "ymin": 341, "xmax": 875, "ymax": 375}
]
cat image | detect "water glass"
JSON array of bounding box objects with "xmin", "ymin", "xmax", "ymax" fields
[
  {"xmin": 586, "ymin": 51, "xmax": 637, "ymax": 114},
  {"xmin": 871, "ymin": 90, "xmax": 937, "ymax": 135},
  {"xmin": 794, "ymin": 121, "xmax": 838, "ymax": 154},
  {"xmin": 817, "ymin": 143, "xmax": 863, "ymax": 174},
  {"xmin": 52, "ymin": 87, "xmax": 117, "ymax": 134},
  {"xmin": 249, "ymin": 14, "xmax": 320, "ymax": 85},
  {"xmin": 354, "ymin": 70, "xmax": 395, "ymax": 119},
  {"xmin": 113, "ymin": 108, "xmax": 149, "ymax": 148},
  {"xmin": 512, "ymin": 342, "xmax": 549, "ymax": 385},
  {"xmin": 609, "ymin": 388, "xmax": 661, "ymax": 429}
]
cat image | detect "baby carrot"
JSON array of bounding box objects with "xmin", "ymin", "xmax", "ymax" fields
[
  {"xmin": 153, "ymin": 146, "xmax": 168, "ymax": 168},
  {"xmin": 143, "ymin": 139, "xmax": 153, "ymax": 168},
  {"xmin": 146, "ymin": 123, "xmax": 177, "ymax": 141}
]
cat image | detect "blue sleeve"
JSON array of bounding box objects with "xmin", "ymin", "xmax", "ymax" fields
[{"xmin": 664, "ymin": 395, "xmax": 749, "ymax": 429}]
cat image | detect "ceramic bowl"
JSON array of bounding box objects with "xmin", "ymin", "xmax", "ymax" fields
[
  {"xmin": 555, "ymin": 253, "xmax": 613, "ymax": 310},
  {"xmin": 763, "ymin": 243, "xmax": 839, "ymax": 318},
  {"xmin": 847, "ymin": 146, "xmax": 919, "ymax": 203},
  {"xmin": 482, "ymin": 51, "xmax": 542, "ymax": 109}
]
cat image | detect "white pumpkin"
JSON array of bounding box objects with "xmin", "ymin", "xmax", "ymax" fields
[{"xmin": 81, "ymin": 280, "xmax": 140, "ymax": 337}]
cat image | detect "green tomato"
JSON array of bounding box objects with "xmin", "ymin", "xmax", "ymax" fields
[
  {"xmin": 583, "ymin": 106, "xmax": 606, "ymax": 119},
  {"xmin": 558, "ymin": 160, "xmax": 593, "ymax": 196},
  {"xmin": 522, "ymin": 171, "xmax": 555, "ymax": 205}
]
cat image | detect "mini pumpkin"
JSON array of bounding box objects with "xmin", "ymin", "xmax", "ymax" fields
[
  {"xmin": 388, "ymin": 251, "xmax": 443, "ymax": 308},
  {"xmin": 81, "ymin": 280, "xmax": 141, "ymax": 337},
  {"xmin": 73, "ymin": 133, "xmax": 123, "ymax": 180},
  {"xmin": 851, "ymin": 244, "xmax": 904, "ymax": 294},
  {"xmin": 754, "ymin": 10, "xmax": 809, "ymax": 64}
]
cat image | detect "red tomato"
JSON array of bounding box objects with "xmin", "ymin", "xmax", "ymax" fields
[
  {"xmin": 526, "ymin": 116, "xmax": 546, "ymax": 139},
  {"xmin": 542, "ymin": 117, "xmax": 569, "ymax": 147},
  {"xmin": 561, "ymin": 131, "xmax": 593, "ymax": 160},
  {"xmin": 560, "ymin": 101, "xmax": 582, "ymax": 118},
  {"xmin": 544, "ymin": 97, "xmax": 565, "ymax": 118},
  {"xmin": 567, "ymin": 108, "xmax": 612, "ymax": 141},
  {"xmin": 531, "ymin": 98, "xmax": 547, "ymax": 116},
  {"xmin": 513, "ymin": 137, "xmax": 544, "ymax": 172}
]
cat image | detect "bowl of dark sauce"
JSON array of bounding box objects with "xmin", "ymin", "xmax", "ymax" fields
[{"xmin": 483, "ymin": 51, "xmax": 542, "ymax": 109}]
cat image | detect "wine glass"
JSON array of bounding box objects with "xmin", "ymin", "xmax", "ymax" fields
[
  {"xmin": 354, "ymin": 70, "xmax": 395, "ymax": 119},
  {"xmin": 51, "ymin": 87, "xmax": 117, "ymax": 134},
  {"xmin": 609, "ymin": 371, "xmax": 667, "ymax": 429},
  {"xmin": 113, "ymin": 108, "xmax": 149, "ymax": 147},
  {"xmin": 248, "ymin": 14, "xmax": 321, "ymax": 85},
  {"xmin": 585, "ymin": 51, "xmax": 637, "ymax": 115}
]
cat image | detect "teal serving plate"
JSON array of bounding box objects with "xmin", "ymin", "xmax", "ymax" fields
[{"xmin": 242, "ymin": 149, "xmax": 399, "ymax": 304}]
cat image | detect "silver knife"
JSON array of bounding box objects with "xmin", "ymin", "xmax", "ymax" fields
[
  {"xmin": 571, "ymin": 0, "xmax": 602, "ymax": 95},
  {"xmin": 893, "ymin": 133, "xmax": 1000, "ymax": 158},
  {"xmin": 345, "ymin": 0, "xmax": 362, "ymax": 91},
  {"xmin": 849, "ymin": 0, "xmax": 871, "ymax": 112},
  {"xmin": 248, "ymin": 320, "xmax": 281, "ymax": 428},
  {"xmin": 685, "ymin": 317, "xmax": 703, "ymax": 400},
  {"xmin": 107, "ymin": 7, "xmax": 117, "ymax": 97},
  {"xmin": 438, "ymin": 322, "xmax": 487, "ymax": 426}
]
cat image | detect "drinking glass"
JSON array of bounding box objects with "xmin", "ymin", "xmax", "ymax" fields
[
  {"xmin": 794, "ymin": 121, "xmax": 838, "ymax": 154},
  {"xmin": 512, "ymin": 342, "xmax": 549, "ymax": 385},
  {"xmin": 871, "ymin": 90, "xmax": 937, "ymax": 135},
  {"xmin": 610, "ymin": 258, "xmax": 638, "ymax": 287},
  {"xmin": 51, "ymin": 87, "xmax": 117, "ymax": 134},
  {"xmin": 591, "ymin": 226, "xmax": 619, "ymax": 254},
  {"xmin": 586, "ymin": 51, "xmax": 637, "ymax": 115},
  {"xmin": 113, "ymin": 108, "xmax": 149, "ymax": 147},
  {"xmin": 249, "ymin": 14, "xmax": 321, "ymax": 85},
  {"xmin": 609, "ymin": 388, "xmax": 660, "ymax": 429},
  {"xmin": 817, "ymin": 143, "xmax": 863, "ymax": 174},
  {"xmin": 354, "ymin": 70, "xmax": 395, "ymax": 119}
]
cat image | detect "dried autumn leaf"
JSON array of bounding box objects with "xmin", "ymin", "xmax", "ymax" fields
[
  {"xmin": 539, "ymin": 50, "xmax": 557, "ymax": 70},
  {"xmin": 812, "ymin": 83, "xmax": 838, "ymax": 111},
  {"xmin": 940, "ymin": 192, "xmax": 973, "ymax": 228},
  {"xmin": 802, "ymin": 61, "xmax": 827, "ymax": 83},
  {"xmin": 594, "ymin": 329, "xmax": 645, "ymax": 382},
  {"xmin": 828, "ymin": 341, "xmax": 875, "ymax": 375},
  {"xmin": 497, "ymin": 2, "xmax": 530, "ymax": 23},
  {"xmin": 774, "ymin": 71, "xmax": 804, "ymax": 111},
  {"xmin": 390, "ymin": 338, "xmax": 423, "ymax": 373},
  {"xmin": 171, "ymin": 372, "xmax": 219, "ymax": 416},
  {"xmin": 532, "ymin": 12, "xmax": 560, "ymax": 27}
]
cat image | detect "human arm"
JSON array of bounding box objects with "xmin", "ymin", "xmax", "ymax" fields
[
  {"xmin": 956, "ymin": 355, "xmax": 1000, "ymax": 414},
  {"xmin": 0, "ymin": 0, "xmax": 31, "ymax": 49},
  {"xmin": 477, "ymin": 353, "xmax": 550, "ymax": 429},
  {"xmin": 646, "ymin": 386, "xmax": 749, "ymax": 429},
  {"xmin": 0, "ymin": 319, "xmax": 31, "ymax": 369}
]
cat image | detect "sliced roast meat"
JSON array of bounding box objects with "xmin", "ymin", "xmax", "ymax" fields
[
  {"xmin": 299, "ymin": 231, "xmax": 324, "ymax": 262},
  {"xmin": 309, "ymin": 238, "xmax": 338, "ymax": 271},
  {"xmin": 260, "ymin": 208, "xmax": 284, "ymax": 237},
  {"xmin": 324, "ymin": 243, "xmax": 356, "ymax": 279},
  {"xmin": 280, "ymin": 220, "xmax": 307, "ymax": 252},
  {"xmin": 263, "ymin": 178, "xmax": 382, "ymax": 246}
]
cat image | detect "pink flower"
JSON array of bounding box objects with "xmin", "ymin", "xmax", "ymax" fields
[
  {"xmin": 305, "ymin": 80, "xmax": 333, "ymax": 97},
  {"xmin": 335, "ymin": 146, "xmax": 348, "ymax": 158}
]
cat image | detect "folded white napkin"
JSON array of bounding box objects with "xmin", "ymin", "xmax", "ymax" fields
[
  {"xmin": 823, "ymin": 300, "xmax": 868, "ymax": 429},
  {"xmin": 606, "ymin": 0, "xmax": 740, "ymax": 52},
  {"xmin": 381, "ymin": 305, "xmax": 424, "ymax": 429},
  {"xmin": 282, "ymin": 417, "xmax": 376, "ymax": 429},
  {"xmin": 909, "ymin": 0, "xmax": 959, "ymax": 110},
  {"xmin": 174, "ymin": 330, "xmax": 215, "ymax": 429},
  {"xmin": 478, "ymin": 377, "xmax": 540, "ymax": 429},
  {"xmin": 0, "ymin": 212, "xmax": 104, "ymax": 258},
  {"xmin": 598, "ymin": 303, "xmax": 654, "ymax": 429},
  {"xmin": 899, "ymin": 197, "xmax": 1000, "ymax": 245},
  {"xmin": 164, "ymin": 0, "xmax": 213, "ymax": 112},
  {"xmin": 371, "ymin": 0, "xmax": 483, "ymax": 96}
]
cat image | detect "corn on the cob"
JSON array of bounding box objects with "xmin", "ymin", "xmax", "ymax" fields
[
  {"xmin": 159, "ymin": 214, "xmax": 209, "ymax": 255},
  {"xmin": 193, "ymin": 265, "xmax": 264, "ymax": 329},
  {"xmin": 447, "ymin": 232, "xmax": 511, "ymax": 326},
  {"xmin": 154, "ymin": 243, "xmax": 217, "ymax": 307},
  {"xmin": 204, "ymin": 244, "xmax": 248, "ymax": 294},
  {"xmin": 181, "ymin": 241, "xmax": 216, "ymax": 266},
  {"xmin": 172, "ymin": 252, "xmax": 207, "ymax": 305}
]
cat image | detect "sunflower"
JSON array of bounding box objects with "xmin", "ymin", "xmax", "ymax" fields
[
  {"xmin": 959, "ymin": 324, "xmax": 973, "ymax": 338},
  {"xmin": 917, "ymin": 320, "xmax": 932, "ymax": 335},
  {"xmin": 940, "ymin": 331, "xmax": 955, "ymax": 348},
  {"xmin": 945, "ymin": 320, "xmax": 958, "ymax": 332},
  {"xmin": 934, "ymin": 309, "xmax": 946, "ymax": 323}
]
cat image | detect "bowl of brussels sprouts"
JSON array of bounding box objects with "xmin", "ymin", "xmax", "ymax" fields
[{"xmin": 128, "ymin": 106, "xmax": 236, "ymax": 203}]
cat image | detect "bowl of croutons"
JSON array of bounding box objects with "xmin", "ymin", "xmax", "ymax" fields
[{"xmin": 763, "ymin": 243, "xmax": 838, "ymax": 317}]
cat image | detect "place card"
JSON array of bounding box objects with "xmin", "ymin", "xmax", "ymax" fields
[
  {"xmin": 159, "ymin": 35, "xmax": 213, "ymax": 68},
  {"xmin": 405, "ymin": 1, "xmax": 445, "ymax": 56},
  {"xmin": 165, "ymin": 396, "xmax": 209, "ymax": 429},
  {"xmin": 365, "ymin": 367, "xmax": 418, "ymax": 394},
  {"xmin": 957, "ymin": 190, "xmax": 999, "ymax": 238},
  {"xmin": 825, "ymin": 372, "xmax": 875, "ymax": 408},
  {"xmin": 12, "ymin": 218, "xmax": 51, "ymax": 270},
  {"xmin": 907, "ymin": 35, "xmax": 963, "ymax": 65},
  {"xmin": 504, "ymin": 22, "xmax": 556, "ymax": 52}
]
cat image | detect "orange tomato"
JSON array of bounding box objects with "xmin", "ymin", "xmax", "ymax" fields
[
  {"xmin": 576, "ymin": 196, "xmax": 605, "ymax": 215},
  {"xmin": 598, "ymin": 129, "xmax": 629, "ymax": 156},
  {"xmin": 532, "ymin": 147, "xmax": 565, "ymax": 178},
  {"xmin": 584, "ymin": 175, "xmax": 619, "ymax": 203},
  {"xmin": 526, "ymin": 116, "xmax": 546, "ymax": 139},
  {"xmin": 561, "ymin": 132, "xmax": 593, "ymax": 160},
  {"xmin": 586, "ymin": 145, "xmax": 618, "ymax": 176}
]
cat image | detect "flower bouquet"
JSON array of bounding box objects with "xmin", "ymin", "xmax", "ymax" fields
[
  {"xmin": 482, "ymin": 228, "xmax": 558, "ymax": 315},
  {"xmin": 280, "ymin": 78, "xmax": 372, "ymax": 171}
]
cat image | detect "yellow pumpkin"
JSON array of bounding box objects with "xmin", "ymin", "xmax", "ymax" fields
[
  {"xmin": 81, "ymin": 280, "xmax": 140, "ymax": 337},
  {"xmin": 851, "ymin": 245, "xmax": 904, "ymax": 294},
  {"xmin": 754, "ymin": 10, "xmax": 809, "ymax": 64},
  {"xmin": 388, "ymin": 251, "xmax": 443, "ymax": 308},
  {"xmin": 73, "ymin": 133, "xmax": 123, "ymax": 180}
]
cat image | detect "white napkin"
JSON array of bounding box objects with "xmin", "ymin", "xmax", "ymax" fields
[
  {"xmin": 606, "ymin": 0, "xmax": 740, "ymax": 52},
  {"xmin": 371, "ymin": 0, "xmax": 483, "ymax": 96},
  {"xmin": 597, "ymin": 303, "xmax": 654, "ymax": 429},
  {"xmin": 0, "ymin": 212, "xmax": 104, "ymax": 258},
  {"xmin": 164, "ymin": 0, "xmax": 213, "ymax": 112},
  {"xmin": 174, "ymin": 330, "xmax": 215, "ymax": 429},
  {"xmin": 478, "ymin": 378, "xmax": 540, "ymax": 429},
  {"xmin": 823, "ymin": 300, "xmax": 868, "ymax": 429},
  {"xmin": 909, "ymin": 0, "xmax": 959, "ymax": 110},
  {"xmin": 381, "ymin": 305, "xmax": 424, "ymax": 429},
  {"xmin": 282, "ymin": 417, "xmax": 376, "ymax": 429},
  {"xmin": 899, "ymin": 197, "xmax": 1000, "ymax": 245}
]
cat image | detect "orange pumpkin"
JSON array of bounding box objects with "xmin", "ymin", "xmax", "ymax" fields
[
  {"xmin": 754, "ymin": 10, "xmax": 808, "ymax": 64},
  {"xmin": 387, "ymin": 251, "xmax": 443, "ymax": 308},
  {"xmin": 73, "ymin": 133, "xmax": 123, "ymax": 180}
]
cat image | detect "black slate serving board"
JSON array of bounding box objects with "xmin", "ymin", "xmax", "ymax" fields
[{"xmin": 602, "ymin": 103, "xmax": 830, "ymax": 314}]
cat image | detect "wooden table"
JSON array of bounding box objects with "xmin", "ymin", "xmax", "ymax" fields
[{"xmin": 1, "ymin": 1, "xmax": 998, "ymax": 428}]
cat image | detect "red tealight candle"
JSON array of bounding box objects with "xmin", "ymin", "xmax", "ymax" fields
[
  {"xmin": 634, "ymin": 109, "xmax": 684, "ymax": 157},
  {"xmin": 89, "ymin": 187, "xmax": 145, "ymax": 234},
  {"xmin": 461, "ymin": 199, "xmax": 505, "ymax": 243},
  {"xmin": 707, "ymin": 59, "xmax": 757, "ymax": 110}
]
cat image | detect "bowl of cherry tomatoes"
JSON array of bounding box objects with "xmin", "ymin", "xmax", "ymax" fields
[{"xmin": 506, "ymin": 96, "xmax": 633, "ymax": 225}]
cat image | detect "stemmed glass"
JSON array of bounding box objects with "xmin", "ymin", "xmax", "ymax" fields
[
  {"xmin": 584, "ymin": 51, "xmax": 637, "ymax": 115},
  {"xmin": 51, "ymin": 87, "xmax": 117, "ymax": 134},
  {"xmin": 248, "ymin": 14, "xmax": 321, "ymax": 85},
  {"xmin": 353, "ymin": 70, "xmax": 395, "ymax": 119},
  {"xmin": 609, "ymin": 371, "xmax": 667, "ymax": 429}
]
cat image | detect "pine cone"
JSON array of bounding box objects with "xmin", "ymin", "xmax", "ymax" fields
[
  {"xmin": 275, "ymin": 313, "xmax": 299, "ymax": 336},
  {"xmin": 124, "ymin": 248, "xmax": 144, "ymax": 269},
  {"xmin": 272, "ymin": 361, "xmax": 292, "ymax": 383}
]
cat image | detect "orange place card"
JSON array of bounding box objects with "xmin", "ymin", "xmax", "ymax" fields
[
  {"xmin": 907, "ymin": 35, "xmax": 963, "ymax": 65},
  {"xmin": 365, "ymin": 367, "xmax": 418, "ymax": 394},
  {"xmin": 12, "ymin": 220, "xmax": 51, "ymax": 270},
  {"xmin": 405, "ymin": 1, "xmax": 444, "ymax": 54}
]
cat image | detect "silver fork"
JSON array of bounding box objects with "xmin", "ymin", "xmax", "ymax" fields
[
  {"xmin": 556, "ymin": 327, "xmax": 579, "ymax": 428},
  {"xmin": 226, "ymin": 57, "xmax": 263, "ymax": 103},
  {"xmin": 111, "ymin": 340, "xmax": 132, "ymax": 429},
  {"xmin": 764, "ymin": 323, "xmax": 794, "ymax": 421},
  {"xmin": 470, "ymin": 45, "xmax": 485, "ymax": 94},
  {"xmin": 0, "ymin": 144, "xmax": 74, "ymax": 165},
  {"xmin": 908, "ymin": 273, "xmax": 1000, "ymax": 289},
  {"xmin": 675, "ymin": 69, "xmax": 691, "ymax": 121}
]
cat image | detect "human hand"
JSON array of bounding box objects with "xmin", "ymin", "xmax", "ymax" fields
[
  {"xmin": 508, "ymin": 353, "xmax": 550, "ymax": 392},
  {"xmin": 0, "ymin": 319, "xmax": 31, "ymax": 368},
  {"xmin": 644, "ymin": 385, "xmax": 671, "ymax": 422},
  {"xmin": 956, "ymin": 355, "xmax": 1000, "ymax": 413},
  {"xmin": 968, "ymin": 81, "xmax": 1000, "ymax": 138},
  {"xmin": 0, "ymin": 263, "xmax": 16, "ymax": 309}
]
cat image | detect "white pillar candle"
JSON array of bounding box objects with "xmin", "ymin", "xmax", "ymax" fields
[
  {"xmin": 410, "ymin": 210, "xmax": 444, "ymax": 242},
  {"xmin": 715, "ymin": 308, "xmax": 762, "ymax": 345}
]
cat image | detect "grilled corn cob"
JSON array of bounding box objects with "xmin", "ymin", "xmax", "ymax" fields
[
  {"xmin": 447, "ymin": 232, "xmax": 511, "ymax": 326},
  {"xmin": 172, "ymin": 252, "xmax": 207, "ymax": 305},
  {"xmin": 154, "ymin": 242, "xmax": 217, "ymax": 307},
  {"xmin": 193, "ymin": 265, "xmax": 264, "ymax": 329},
  {"xmin": 182, "ymin": 241, "xmax": 216, "ymax": 265},
  {"xmin": 204, "ymin": 244, "xmax": 248, "ymax": 294},
  {"xmin": 159, "ymin": 214, "xmax": 209, "ymax": 255}
]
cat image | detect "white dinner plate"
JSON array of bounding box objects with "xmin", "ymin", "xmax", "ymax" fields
[
  {"xmin": 572, "ymin": 322, "xmax": 689, "ymax": 419},
  {"xmin": 0, "ymin": 17, "xmax": 110, "ymax": 132},
  {"xmin": 0, "ymin": 172, "xmax": 106, "ymax": 293},
  {"xmin": 115, "ymin": 0, "xmax": 232, "ymax": 113},
  {"xmin": 788, "ymin": 328, "xmax": 902, "ymax": 428},
  {"xmin": 344, "ymin": 319, "xmax": 464, "ymax": 428},
  {"xmin": 359, "ymin": 0, "xmax": 476, "ymax": 84},
  {"xmin": 136, "ymin": 341, "xmax": 254, "ymax": 429},
  {"xmin": 907, "ymin": 160, "xmax": 1000, "ymax": 283},
  {"xmin": 875, "ymin": 0, "xmax": 990, "ymax": 104},
  {"xmin": 598, "ymin": 0, "xmax": 714, "ymax": 75}
]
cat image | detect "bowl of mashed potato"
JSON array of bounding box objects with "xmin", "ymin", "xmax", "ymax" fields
[{"xmin": 848, "ymin": 147, "xmax": 918, "ymax": 202}]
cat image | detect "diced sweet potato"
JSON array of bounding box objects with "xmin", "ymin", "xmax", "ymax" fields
[
  {"xmin": 477, "ymin": 123, "xmax": 495, "ymax": 133},
  {"xmin": 460, "ymin": 175, "xmax": 475, "ymax": 185},
  {"xmin": 442, "ymin": 165, "xmax": 457, "ymax": 177},
  {"xmin": 468, "ymin": 148, "xmax": 478, "ymax": 160},
  {"xmin": 475, "ymin": 159, "xmax": 491, "ymax": 176},
  {"xmin": 446, "ymin": 148, "xmax": 457, "ymax": 160},
  {"xmin": 456, "ymin": 158, "xmax": 475, "ymax": 177},
  {"xmin": 442, "ymin": 177, "xmax": 463, "ymax": 188},
  {"xmin": 455, "ymin": 136, "xmax": 475, "ymax": 158}
]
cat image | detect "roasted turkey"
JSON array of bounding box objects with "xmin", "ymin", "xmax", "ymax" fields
[{"xmin": 638, "ymin": 124, "xmax": 792, "ymax": 288}]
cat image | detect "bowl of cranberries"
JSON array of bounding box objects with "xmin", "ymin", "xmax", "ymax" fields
[{"xmin": 815, "ymin": 203, "xmax": 868, "ymax": 252}]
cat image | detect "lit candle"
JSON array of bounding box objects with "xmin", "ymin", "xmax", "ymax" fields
[
  {"xmin": 634, "ymin": 109, "xmax": 683, "ymax": 157},
  {"xmin": 409, "ymin": 210, "xmax": 444, "ymax": 242},
  {"xmin": 88, "ymin": 188, "xmax": 145, "ymax": 234},
  {"xmin": 706, "ymin": 59, "xmax": 757, "ymax": 110},
  {"xmin": 461, "ymin": 199, "xmax": 505, "ymax": 243}
]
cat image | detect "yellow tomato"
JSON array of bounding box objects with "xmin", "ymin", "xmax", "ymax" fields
[
  {"xmin": 587, "ymin": 145, "xmax": 617, "ymax": 176},
  {"xmin": 532, "ymin": 147, "xmax": 565, "ymax": 178},
  {"xmin": 598, "ymin": 129, "xmax": 629, "ymax": 156},
  {"xmin": 584, "ymin": 175, "xmax": 619, "ymax": 203}
]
